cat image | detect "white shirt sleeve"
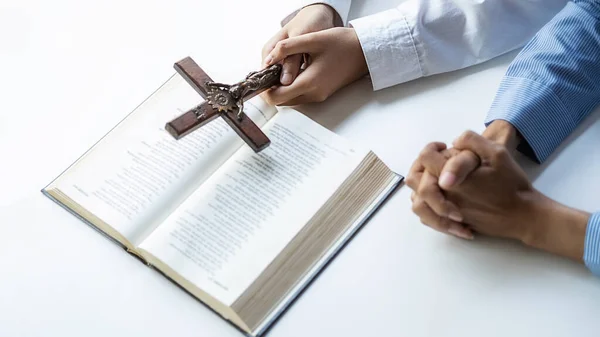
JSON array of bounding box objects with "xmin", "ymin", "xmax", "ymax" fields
[
  {"xmin": 299, "ymin": 0, "xmax": 352, "ymax": 26},
  {"xmin": 349, "ymin": 0, "xmax": 568, "ymax": 91}
]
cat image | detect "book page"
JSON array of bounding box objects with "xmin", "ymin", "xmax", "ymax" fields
[
  {"xmin": 140, "ymin": 108, "xmax": 369, "ymax": 305},
  {"xmin": 48, "ymin": 74, "xmax": 276, "ymax": 244}
]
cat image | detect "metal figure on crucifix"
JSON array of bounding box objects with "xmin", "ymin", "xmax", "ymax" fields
[{"xmin": 165, "ymin": 56, "xmax": 282, "ymax": 153}]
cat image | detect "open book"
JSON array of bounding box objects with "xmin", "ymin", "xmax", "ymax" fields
[{"xmin": 43, "ymin": 71, "xmax": 402, "ymax": 336}]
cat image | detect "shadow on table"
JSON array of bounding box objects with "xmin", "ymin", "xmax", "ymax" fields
[{"xmin": 293, "ymin": 50, "xmax": 519, "ymax": 131}]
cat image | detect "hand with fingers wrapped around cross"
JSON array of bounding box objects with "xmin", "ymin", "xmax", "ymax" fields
[
  {"xmin": 406, "ymin": 120, "xmax": 590, "ymax": 262},
  {"xmin": 259, "ymin": 4, "xmax": 368, "ymax": 106}
]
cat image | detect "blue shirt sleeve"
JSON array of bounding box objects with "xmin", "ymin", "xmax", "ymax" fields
[
  {"xmin": 483, "ymin": 0, "xmax": 600, "ymax": 276},
  {"xmin": 485, "ymin": 0, "xmax": 600, "ymax": 163},
  {"xmin": 584, "ymin": 214, "xmax": 600, "ymax": 275}
]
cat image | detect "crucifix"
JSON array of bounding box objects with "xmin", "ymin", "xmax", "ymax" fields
[{"xmin": 165, "ymin": 56, "xmax": 282, "ymax": 152}]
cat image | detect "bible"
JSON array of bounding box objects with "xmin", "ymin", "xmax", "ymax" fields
[{"xmin": 42, "ymin": 69, "xmax": 403, "ymax": 336}]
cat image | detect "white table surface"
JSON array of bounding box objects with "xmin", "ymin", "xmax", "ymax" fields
[{"xmin": 2, "ymin": 0, "xmax": 600, "ymax": 336}]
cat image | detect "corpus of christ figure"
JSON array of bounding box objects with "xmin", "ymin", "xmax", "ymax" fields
[{"xmin": 165, "ymin": 57, "xmax": 282, "ymax": 153}]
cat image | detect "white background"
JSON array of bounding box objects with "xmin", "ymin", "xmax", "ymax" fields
[{"xmin": 1, "ymin": 0, "xmax": 600, "ymax": 336}]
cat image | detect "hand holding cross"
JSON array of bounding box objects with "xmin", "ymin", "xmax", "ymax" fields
[{"xmin": 165, "ymin": 57, "xmax": 282, "ymax": 152}]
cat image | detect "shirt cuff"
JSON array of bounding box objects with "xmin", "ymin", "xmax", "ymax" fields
[
  {"xmin": 484, "ymin": 76, "xmax": 578, "ymax": 163},
  {"xmin": 349, "ymin": 8, "xmax": 423, "ymax": 91},
  {"xmin": 584, "ymin": 213, "xmax": 600, "ymax": 276}
]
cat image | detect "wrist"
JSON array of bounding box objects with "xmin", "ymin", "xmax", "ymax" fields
[
  {"xmin": 346, "ymin": 28, "xmax": 369, "ymax": 78},
  {"xmin": 482, "ymin": 120, "xmax": 520, "ymax": 151},
  {"xmin": 518, "ymin": 191, "xmax": 589, "ymax": 262}
]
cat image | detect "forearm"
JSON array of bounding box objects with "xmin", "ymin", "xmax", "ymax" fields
[
  {"xmin": 483, "ymin": 123, "xmax": 597, "ymax": 268},
  {"xmin": 520, "ymin": 193, "xmax": 589, "ymax": 262}
]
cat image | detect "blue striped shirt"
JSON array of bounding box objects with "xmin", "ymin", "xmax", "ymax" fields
[{"xmin": 484, "ymin": 0, "xmax": 600, "ymax": 275}]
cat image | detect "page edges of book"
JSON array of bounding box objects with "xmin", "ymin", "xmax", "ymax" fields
[
  {"xmin": 252, "ymin": 171, "xmax": 402, "ymax": 336},
  {"xmin": 231, "ymin": 152, "xmax": 402, "ymax": 333}
]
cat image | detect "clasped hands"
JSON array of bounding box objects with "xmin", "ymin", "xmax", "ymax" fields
[
  {"xmin": 407, "ymin": 120, "xmax": 587, "ymax": 262},
  {"xmin": 406, "ymin": 120, "xmax": 538, "ymax": 240}
]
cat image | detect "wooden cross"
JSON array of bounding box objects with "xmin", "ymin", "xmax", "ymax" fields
[{"xmin": 165, "ymin": 57, "xmax": 281, "ymax": 152}]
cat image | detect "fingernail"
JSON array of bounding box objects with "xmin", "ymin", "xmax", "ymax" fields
[
  {"xmin": 264, "ymin": 55, "xmax": 273, "ymax": 65},
  {"xmin": 448, "ymin": 225, "xmax": 473, "ymax": 240},
  {"xmin": 439, "ymin": 172, "xmax": 456, "ymax": 189},
  {"xmin": 281, "ymin": 72, "xmax": 292, "ymax": 85},
  {"xmin": 448, "ymin": 211, "xmax": 463, "ymax": 222}
]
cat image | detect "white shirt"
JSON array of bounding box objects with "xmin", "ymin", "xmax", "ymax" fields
[{"xmin": 298, "ymin": 0, "xmax": 568, "ymax": 90}]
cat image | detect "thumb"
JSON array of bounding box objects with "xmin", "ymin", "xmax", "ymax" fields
[
  {"xmin": 264, "ymin": 33, "xmax": 324, "ymax": 66},
  {"xmin": 439, "ymin": 150, "xmax": 480, "ymax": 190},
  {"xmin": 280, "ymin": 54, "xmax": 303, "ymax": 85}
]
